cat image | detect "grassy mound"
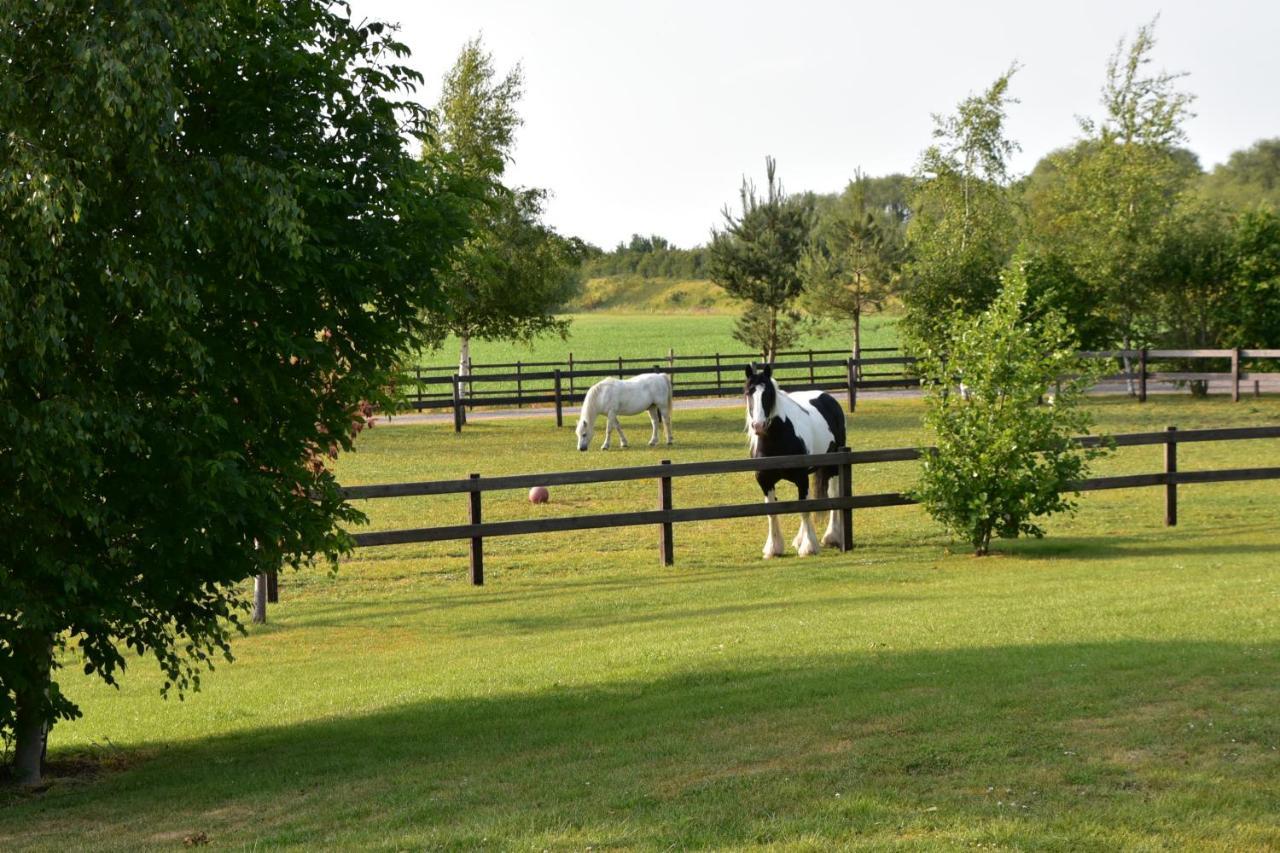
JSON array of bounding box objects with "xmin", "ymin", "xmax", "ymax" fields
[{"xmin": 568, "ymin": 275, "xmax": 738, "ymax": 313}]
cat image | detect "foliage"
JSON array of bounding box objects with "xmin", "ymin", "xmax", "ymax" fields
[
  {"xmin": 1197, "ymin": 138, "xmax": 1280, "ymax": 211},
  {"xmin": 800, "ymin": 171, "xmax": 905, "ymax": 354},
  {"xmin": 902, "ymin": 67, "xmax": 1022, "ymax": 353},
  {"xmin": 1221, "ymin": 208, "xmax": 1280, "ymax": 347},
  {"xmin": 1026, "ymin": 20, "xmax": 1196, "ymax": 352},
  {"xmin": 580, "ymin": 234, "xmax": 711, "ymax": 280},
  {"xmin": 709, "ymin": 157, "xmax": 814, "ymax": 360},
  {"xmin": 731, "ymin": 304, "xmax": 807, "ymax": 358},
  {"xmin": 420, "ymin": 38, "xmax": 579, "ymax": 365},
  {"xmin": 912, "ymin": 264, "xmax": 1107, "ymax": 555},
  {"xmin": 0, "ymin": 1, "xmax": 470, "ymax": 782}
]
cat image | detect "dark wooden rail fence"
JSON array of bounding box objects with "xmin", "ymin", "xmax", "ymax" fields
[
  {"xmin": 311, "ymin": 424, "xmax": 1280, "ymax": 593},
  {"xmin": 404, "ymin": 347, "xmax": 1280, "ymax": 430}
]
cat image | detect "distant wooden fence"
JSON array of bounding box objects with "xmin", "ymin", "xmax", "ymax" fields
[
  {"xmin": 403, "ymin": 347, "xmax": 1280, "ymax": 431},
  {"xmin": 322, "ymin": 424, "xmax": 1280, "ymax": 590}
]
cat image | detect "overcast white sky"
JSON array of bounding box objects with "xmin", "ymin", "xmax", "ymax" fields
[{"xmin": 351, "ymin": 1, "xmax": 1279, "ymax": 249}]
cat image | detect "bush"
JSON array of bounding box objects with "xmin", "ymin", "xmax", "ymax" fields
[{"xmin": 912, "ymin": 263, "xmax": 1109, "ymax": 555}]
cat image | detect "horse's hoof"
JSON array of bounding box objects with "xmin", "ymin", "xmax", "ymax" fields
[
  {"xmin": 821, "ymin": 533, "xmax": 840, "ymax": 547},
  {"xmin": 798, "ymin": 544, "xmax": 819, "ymax": 557}
]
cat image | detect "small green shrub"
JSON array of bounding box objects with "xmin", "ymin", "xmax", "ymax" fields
[{"xmin": 912, "ymin": 262, "xmax": 1110, "ymax": 555}]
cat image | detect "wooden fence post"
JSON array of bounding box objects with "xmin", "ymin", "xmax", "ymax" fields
[
  {"xmin": 414, "ymin": 365, "xmax": 423, "ymax": 409},
  {"xmin": 516, "ymin": 361, "xmax": 523, "ymax": 408},
  {"xmin": 847, "ymin": 357, "xmax": 857, "ymax": 413},
  {"xmin": 469, "ymin": 473, "xmax": 484, "ymax": 585},
  {"xmin": 808, "ymin": 349, "xmax": 815, "ymax": 386},
  {"xmin": 451, "ymin": 375, "xmax": 463, "ymax": 433},
  {"xmin": 668, "ymin": 347, "xmax": 675, "ymax": 369},
  {"xmin": 1138, "ymin": 349, "xmax": 1148, "ymax": 403},
  {"xmin": 554, "ymin": 369, "xmax": 564, "ymax": 428},
  {"xmin": 568, "ymin": 353, "xmax": 575, "ymax": 398},
  {"xmin": 658, "ymin": 460, "xmax": 674, "ymax": 566},
  {"xmin": 838, "ymin": 446, "xmax": 853, "ymax": 551},
  {"xmin": 266, "ymin": 571, "xmax": 278, "ymax": 604},
  {"xmin": 1165, "ymin": 426, "xmax": 1177, "ymax": 527},
  {"xmin": 715, "ymin": 353, "xmax": 722, "ymax": 395},
  {"xmin": 1232, "ymin": 348, "xmax": 1241, "ymax": 402},
  {"xmin": 618, "ymin": 355, "xmax": 624, "ymax": 374}
]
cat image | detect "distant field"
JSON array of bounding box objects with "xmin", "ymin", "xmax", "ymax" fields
[
  {"xmin": 420, "ymin": 311, "xmax": 901, "ymax": 368},
  {"xmin": 567, "ymin": 275, "xmax": 737, "ymax": 313}
]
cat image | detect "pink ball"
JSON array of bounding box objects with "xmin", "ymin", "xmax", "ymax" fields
[{"xmin": 528, "ymin": 486, "xmax": 549, "ymax": 504}]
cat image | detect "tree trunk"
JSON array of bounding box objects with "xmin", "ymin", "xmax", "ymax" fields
[
  {"xmin": 12, "ymin": 634, "xmax": 53, "ymax": 786},
  {"xmin": 252, "ymin": 573, "xmax": 268, "ymax": 624},
  {"xmin": 1121, "ymin": 333, "xmax": 1136, "ymax": 397},
  {"xmin": 457, "ymin": 334, "xmax": 471, "ymax": 425},
  {"xmin": 852, "ymin": 309, "xmax": 862, "ymax": 378},
  {"xmin": 768, "ymin": 307, "xmax": 777, "ymax": 363}
]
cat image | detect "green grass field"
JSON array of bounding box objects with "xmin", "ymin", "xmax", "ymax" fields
[
  {"xmin": 419, "ymin": 311, "xmax": 901, "ymax": 369},
  {"xmin": 2, "ymin": 395, "xmax": 1278, "ymax": 850}
]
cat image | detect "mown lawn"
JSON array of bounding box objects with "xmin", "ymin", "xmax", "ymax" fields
[
  {"xmin": 2, "ymin": 394, "xmax": 1278, "ymax": 850},
  {"xmin": 418, "ymin": 310, "xmax": 901, "ymax": 369}
]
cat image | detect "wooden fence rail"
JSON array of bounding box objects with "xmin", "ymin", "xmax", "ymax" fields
[
  {"xmin": 327, "ymin": 424, "xmax": 1280, "ymax": 590},
  {"xmin": 403, "ymin": 347, "xmax": 1280, "ymax": 429}
]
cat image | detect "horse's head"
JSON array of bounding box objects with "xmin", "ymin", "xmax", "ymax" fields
[
  {"xmin": 743, "ymin": 364, "xmax": 777, "ymax": 437},
  {"xmin": 574, "ymin": 410, "xmax": 593, "ymax": 451}
]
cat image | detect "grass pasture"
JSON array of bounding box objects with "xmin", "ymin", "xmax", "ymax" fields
[
  {"xmin": 2, "ymin": 395, "xmax": 1279, "ymax": 850},
  {"xmin": 417, "ymin": 311, "xmax": 901, "ymax": 369}
]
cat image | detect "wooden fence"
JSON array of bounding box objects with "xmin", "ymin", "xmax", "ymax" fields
[
  {"xmin": 325, "ymin": 424, "xmax": 1280, "ymax": 589},
  {"xmin": 403, "ymin": 347, "xmax": 1280, "ymax": 431}
]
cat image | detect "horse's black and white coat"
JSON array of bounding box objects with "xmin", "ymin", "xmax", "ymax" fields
[{"xmin": 744, "ymin": 364, "xmax": 847, "ymax": 558}]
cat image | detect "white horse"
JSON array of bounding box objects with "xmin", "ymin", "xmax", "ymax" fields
[{"xmin": 575, "ymin": 372, "xmax": 674, "ymax": 451}]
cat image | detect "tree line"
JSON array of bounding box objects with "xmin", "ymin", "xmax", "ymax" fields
[{"xmin": 611, "ymin": 22, "xmax": 1279, "ymax": 365}]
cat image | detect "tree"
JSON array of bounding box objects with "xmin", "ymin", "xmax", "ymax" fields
[
  {"xmin": 421, "ymin": 38, "xmax": 579, "ymax": 381},
  {"xmin": 912, "ymin": 263, "xmax": 1108, "ymax": 556},
  {"xmin": 800, "ymin": 171, "xmax": 904, "ymax": 357},
  {"xmin": 902, "ymin": 66, "xmax": 1022, "ymax": 353},
  {"xmin": 1198, "ymin": 138, "xmax": 1280, "ymax": 211},
  {"xmin": 1028, "ymin": 19, "xmax": 1196, "ymax": 387},
  {"xmin": 709, "ymin": 157, "xmax": 814, "ymax": 360},
  {"xmin": 0, "ymin": 2, "xmax": 471, "ymax": 785}
]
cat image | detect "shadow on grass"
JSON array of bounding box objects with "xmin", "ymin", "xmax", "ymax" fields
[
  {"xmin": 1000, "ymin": 522, "xmax": 1280, "ymax": 561},
  {"xmin": 4, "ymin": 640, "xmax": 1278, "ymax": 849}
]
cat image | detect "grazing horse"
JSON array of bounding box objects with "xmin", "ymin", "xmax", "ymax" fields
[
  {"xmin": 744, "ymin": 364, "xmax": 847, "ymax": 558},
  {"xmin": 575, "ymin": 372, "xmax": 674, "ymax": 451}
]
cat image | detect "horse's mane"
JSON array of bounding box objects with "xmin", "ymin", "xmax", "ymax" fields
[{"xmin": 580, "ymin": 377, "xmax": 617, "ymax": 419}]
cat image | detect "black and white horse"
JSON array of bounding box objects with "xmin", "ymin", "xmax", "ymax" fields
[{"xmin": 744, "ymin": 364, "xmax": 847, "ymax": 558}]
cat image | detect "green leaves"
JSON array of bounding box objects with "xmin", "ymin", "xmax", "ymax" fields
[
  {"xmin": 912, "ymin": 263, "xmax": 1109, "ymax": 555},
  {"xmin": 709, "ymin": 157, "xmax": 814, "ymax": 359},
  {"xmin": 1, "ymin": 0, "xmax": 471, "ymax": 769}
]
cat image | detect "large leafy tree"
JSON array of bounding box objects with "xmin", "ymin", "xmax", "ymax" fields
[
  {"xmin": 1028, "ymin": 19, "xmax": 1196, "ymax": 384},
  {"xmin": 902, "ymin": 66, "xmax": 1022, "ymax": 353},
  {"xmin": 421, "ymin": 38, "xmax": 580, "ymax": 381},
  {"xmin": 0, "ymin": 2, "xmax": 470, "ymax": 785},
  {"xmin": 709, "ymin": 157, "xmax": 814, "ymax": 361},
  {"xmin": 799, "ymin": 171, "xmax": 905, "ymax": 357}
]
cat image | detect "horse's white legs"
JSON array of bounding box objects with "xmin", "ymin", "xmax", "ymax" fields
[
  {"xmin": 762, "ymin": 489, "xmax": 784, "ymax": 558},
  {"xmin": 647, "ymin": 406, "xmax": 660, "ymax": 447},
  {"xmin": 663, "ymin": 403, "xmax": 674, "ymax": 445},
  {"xmin": 796, "ymin": 512, "xmax": 820, "ymax": 556},
  {"xmin": 610, "ymin": 412, "xmax": 629, "ymax": 448},
  {"xmin": 821, "ymin": 476, "xmax": 842, "ymax": 547},
  {"xmin": 599, "ymin": 414, "xmax": 611, "ymax": 450}
]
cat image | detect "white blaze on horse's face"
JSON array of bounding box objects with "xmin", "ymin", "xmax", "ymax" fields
[
  {"xmin": 749, "ymin": 385, "xmax": 770, "ymax": 436},
  {"xmin": 575, "ymin": 416, "xmax": 592, "ymax": 451}
]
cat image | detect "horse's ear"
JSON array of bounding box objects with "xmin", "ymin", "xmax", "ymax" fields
[
  {"xmin": 761, "ymin": 364, "xmax": 772, "ymax": 379},
  {"xmin": 744, "ymin": 365, "xmax": 754, "ymax": 379}
]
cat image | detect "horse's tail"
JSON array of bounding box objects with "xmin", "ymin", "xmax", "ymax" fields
[{"xmin": 663, "ymin": 371, "xmax": 673, "ymax": 421}]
